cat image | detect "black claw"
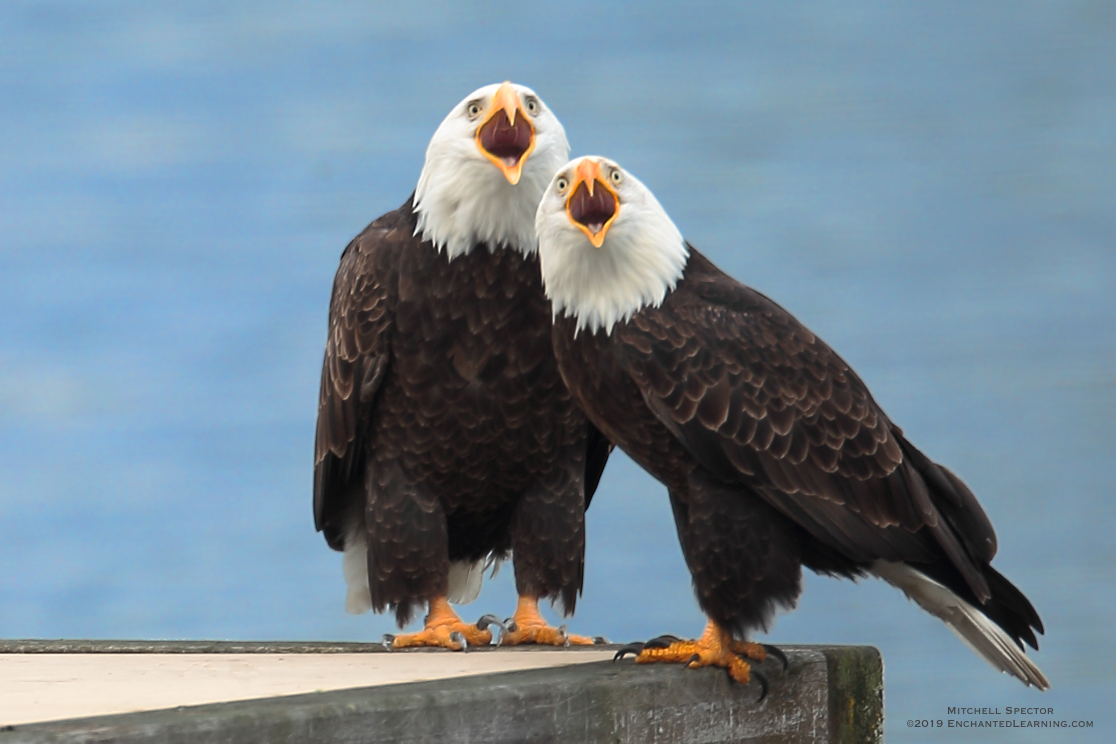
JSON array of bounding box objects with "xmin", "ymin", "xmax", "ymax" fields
[
  {"xmin": 685, "ymin": 653, "xmax": 701, "ymax": 667},
  {"xmin": 643, "ymin": 635, "xmax": 680, "ymax": 650},
  {"xmin": 592, "ymin": 636, "xmax": 610, "ymax": 645},
  {"xmin": 557, "ymin": 623, "xmax": 570, "ymax": 647},
  {"xmin": 750, "ymin": 668, "xmax": 770, "ymax": 702},
  {"xmin": 504, "ymin": 618, "xmax": 519, "ymax": 634},
  {"xmin": 763, "ymin": 644, "xmax": 788, "ymax": 671},
  {"xmin": 449, "ymin": 631, "xmax": 468, "ymax": 652},
  {"xmin": 381, "ymin": 634, "xmax": 396, "ymax": 650},
  {"xmin": 613, "ymin": 642, "xmax": 645, "ymax": 661},
  {"xmin": 476, "ymin": 614, "xmax": 507, "ymax": 640}
]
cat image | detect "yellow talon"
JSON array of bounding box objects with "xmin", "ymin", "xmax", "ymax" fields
[
  {"xmin": 498, "ymin": 596, "xmax": 597, "ymax": 646},
  {"xmin": 389, "ymin": 596, "xmax": 493, "ymax": 650},
  {"xmin": 634, "ymin": 620, "xmax": 753, "ymax": 685},
  {"xmin": 731, "ymin": 640, "xmax": 767, "ymax": 663}
]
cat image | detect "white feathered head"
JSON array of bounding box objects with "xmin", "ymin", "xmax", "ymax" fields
[
  {"xmin": 414, "ymin": 82, "xmax": 569, "ymax": 259},
  {"xmin": 536, "ymin": 156, "xmax": 688, "ymax": 335}
]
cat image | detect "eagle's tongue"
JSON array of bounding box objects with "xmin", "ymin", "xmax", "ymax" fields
[
  {"xmin": 478, "ymin": 113, "xmax": 533, "ymax": 167},
  {"xmin": 568, "ymin": 180, "xmax": 617, "ymax": 237}
]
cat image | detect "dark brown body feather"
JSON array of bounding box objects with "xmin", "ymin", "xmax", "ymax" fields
[
  {"xmin": 315, "ymin": 197, "xmax": 611, "ymax": 626},
  {"xmin": 553, "ymin": 247, "xmax": 1041, "ymax": 648}
]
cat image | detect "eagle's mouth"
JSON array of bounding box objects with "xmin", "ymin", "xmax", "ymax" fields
[
  {"xmin": 568, "ymin": 179, "xmax": 617, "ymax": 246},
  {"xmin": 477, "ymin": 114, "xmax": 533, "ymax": 170},
  {"xmin": 474, "ymin": 82, "xmax": 536, "ymax": 185}
]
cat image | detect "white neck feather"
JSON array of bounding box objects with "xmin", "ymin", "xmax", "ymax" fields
[{"xmin": 537, "ymin": 177, "xmax": 688, "ymax": 336}]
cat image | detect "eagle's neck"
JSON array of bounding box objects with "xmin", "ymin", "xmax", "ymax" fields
[
  {"xmin": 413, "ymin": 150, "xmax": 563, "ymax": 261},
  {"xmin": 541, "ymin": 212, "xmax": 689, "ymax": 336}
]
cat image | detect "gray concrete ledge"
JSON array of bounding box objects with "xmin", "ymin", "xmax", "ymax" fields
[
  {"xmin": 0, "ymin": 640, "xmax": 388, "ymax": 654},
  {"xmin": 0, "ymin": 639, "xmax": 608, "ymax": 655},
  {"xmin": 1, "ymin": 645, "xmax": 882, "ymax": 744}
]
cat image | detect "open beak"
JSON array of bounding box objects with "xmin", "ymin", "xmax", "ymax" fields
[
  {"xmin": 565, "ymin": 159, "xmax": 619, "ymax": 247},
  {"xmin": 474, "ymin": 82, "xmax": 536, "ymax": 185}
]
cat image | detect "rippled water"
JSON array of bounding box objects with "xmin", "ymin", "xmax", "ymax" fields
[{"xmin": 2, "ymin": 3, "xmax": 1113, "ymax": 740}]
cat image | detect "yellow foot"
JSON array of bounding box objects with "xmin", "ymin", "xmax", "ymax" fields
[
  {"xmin": 499, "ymin": 595, "xmax": 597, "ymax": 646},
  {"xmin": 731, "ymin": 640, "xmax": 766, "ymax": 663},
  {"xmin": 615, "ymin": 621, "xmax": 766, "ymax": 687},
  {"xmin": 730, "ymin": 639, "xmax": 787, "ymax": 669},
  {"xmin": 388, "ymin": 596, "xmax": 493, "ymax": 650}
]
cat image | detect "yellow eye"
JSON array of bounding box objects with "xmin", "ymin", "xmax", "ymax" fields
[
  {"xmin": 555, "ymin": 176, "xmax": 569, "ymax": 192},
  {"xmin": 610, "ymin": 169, "xmax": 623, "ymax": 185},
  {"xmin": 525, "ymin": 97, "xmax": 540, "ymax": 115},
  {"xmin": 467, "ymin": 102, "xmax": 482, "ymax": 118}
]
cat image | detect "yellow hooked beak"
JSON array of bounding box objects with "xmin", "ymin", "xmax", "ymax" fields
[
  {"xmin": 565, "ymin": 159, "xmax": 620, "ymax": 248},
  {"xmin": 474, "ymin": 81, "xmax": 537, "ymax": 185}
]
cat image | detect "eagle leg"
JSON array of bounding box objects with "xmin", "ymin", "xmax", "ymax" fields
[
  {"xmin": 390, "ymin": 596, "xmax": 494, "ymax": 650},
  {"xmin": 631, "ymin": 620, "xmax": 755, "ymax": 685},
  {"xmin": 497, "ymin": 596, "xmax": 596, "ymax": 646}
]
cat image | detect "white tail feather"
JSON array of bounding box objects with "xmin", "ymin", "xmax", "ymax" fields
[
  {"xmin": 342, "ymin": 530, "xmax": 372, "ymax": 614},
  {"xmin": 447, "ymin": 559, "xmax": 486, "ymax": 605},
  {"xmin": 871, "ymin": 560, "xmax": 1050, "ymax": 690}
]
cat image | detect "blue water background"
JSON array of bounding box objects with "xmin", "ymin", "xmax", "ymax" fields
[{"xmin": 1, "ymin": 2, "xmax": 1113, "ymax": 740}]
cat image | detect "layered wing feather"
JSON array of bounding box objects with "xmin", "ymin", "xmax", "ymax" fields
[
  {"xmin": 614, "ymin": 249, "xmax": 1000, "ymax": 603},
  {"xmin": 313, "ymin": 211, "xmax": 408, "ymax": 550}
]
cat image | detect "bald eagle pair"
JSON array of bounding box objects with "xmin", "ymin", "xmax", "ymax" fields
[{"xmin": 315, "ymin": 83, "xmax": 1048, "ymax": 688}]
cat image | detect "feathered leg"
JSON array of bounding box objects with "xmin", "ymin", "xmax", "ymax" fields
[
  {"xmin": 500, "ymin": 452, "xmax": 598, "ymax": 646},
  {"xmin": 613, "ymin": 478, "xmax": 797, "ymax": 682}
]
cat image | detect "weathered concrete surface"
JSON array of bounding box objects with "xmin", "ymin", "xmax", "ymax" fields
[
  {"xmin": 0, "ymin": 645, "xmax": 881, "ymax": 743},
  {"xmin": 0, "ymin": 649, "xmax": 615, "ymax": 726}
]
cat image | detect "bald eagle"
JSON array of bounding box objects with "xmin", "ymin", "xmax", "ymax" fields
[
  {"xmin": 313, "ymin": 85, "xmax": 611, "ymax": 649},
  {"xmin": 534, "ymin": 156, "xmax": 1048, "ymax": 688}
]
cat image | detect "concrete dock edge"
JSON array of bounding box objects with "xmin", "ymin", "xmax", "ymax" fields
[{"xmin": 1, "ymin": 644, "xmax": 882, "ymax": 743}]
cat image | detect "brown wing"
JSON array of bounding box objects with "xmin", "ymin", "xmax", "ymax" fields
[
  {"xmin": 614, "ymin": 248, "xmax": 998, "ymax": 602},
  {"xmin": 313, "ymin": 207, "xmax": 410, "ymax": 550}
]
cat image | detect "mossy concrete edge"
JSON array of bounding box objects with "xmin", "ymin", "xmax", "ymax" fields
[{"xmin": 822, "ymin": 646, "xmax": 884, "ymax": 744}]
